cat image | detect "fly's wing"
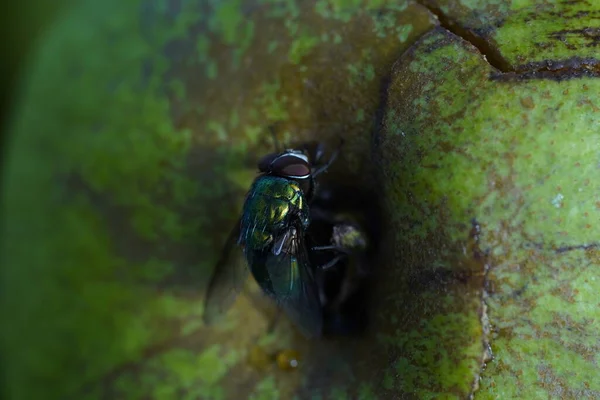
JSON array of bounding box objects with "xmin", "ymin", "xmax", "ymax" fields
[
  {"xmin": 203, "ymin": 219, "xmax": 249, "ymax": 324},
  {"xmin": 266, "ymin": 228, "xmax": 323, "ymax": 337}
]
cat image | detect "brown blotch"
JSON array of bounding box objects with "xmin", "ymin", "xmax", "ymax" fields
[
  {"xmin": 580, "ymin": 98, "xmax": 600, "ymax": 112},
  {"xmin": 550, "ymin": 286, "xmax": 576, "ymax": 304},
  {"xmin": 520, "ymin": 96, "xmax": 535, "ymax": 109}
]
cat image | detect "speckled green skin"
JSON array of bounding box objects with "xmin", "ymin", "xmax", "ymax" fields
[
  {"xmin": 379, "ymin": 27, "xmax": 600, "ymax": 399},
  {"xmin": 420, "ymin": 0, "xmax": 600, "ymax": 70},
  {"xmin": 242, "ymin": 176, "xmax": 309, "ymax": 250},
  {"xmin": 0, "ymin": 0, "xmax": 435, "ymax": 399},
  {"xmin": 2, "ymin": 0, "xmax": 599, "ymax": 399}
]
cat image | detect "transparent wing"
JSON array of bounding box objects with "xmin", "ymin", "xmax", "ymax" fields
[
  {"xmin": 203, "ymin": 219, "xmax": 249, "ymax": 324},
  {"xmin": 266, "ymin": 228, "xmax": 323, "ymax": 337}
]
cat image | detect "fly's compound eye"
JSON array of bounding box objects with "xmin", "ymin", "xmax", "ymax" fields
[{"xmin": 271, "ymin": 153, "xmax": 311, "ymax": 179}]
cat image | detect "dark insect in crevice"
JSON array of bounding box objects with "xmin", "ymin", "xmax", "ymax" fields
[
  {"xmin": 306, "ymin": 179, "xmax": 382, "ymax": 338},
  {"xmin": 203, "ymin": 129, "xmax": 381, "ymax": 339}
]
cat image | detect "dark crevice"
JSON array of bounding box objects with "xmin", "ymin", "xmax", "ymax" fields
[
  {"xmin": 467, "ymin": 219, "xmax": 493, "ymax": 400},
  {"xmin": 492, "ymin": 53, "xmax": 600, "ymax": 80},
  {"xmin": 370, "ymin": 73, "xmax": 391, "ymax": 170},
  {"xmin": 522, "ymin": 241, "xmax": 600, "ymax": 254},
  {"xmin": 415, "ymin": 0, "xmax": 600, "ymax": 80},
  {"xmin": 491, "ymin": 61, "xmax": 600, "ymax": 82},
  {"xmin": 307, "ymin": 183, "xmax": 383, "ymax": 338},
  {"xmin": 556, "ymin": 243, "xmax": 599, "ymax": 254},
  {"xmin": 416, "ymin": 0, "xmax": 513, "ymax": 72}
]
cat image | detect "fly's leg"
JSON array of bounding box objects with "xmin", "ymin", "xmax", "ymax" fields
[
  {"xmin": 312, "ymin": 150, "xmax": 338, "ymax": 177},
  {"xmin": 312, "ymin": 244, "xmax": 350, "ymax": 270},
  {"xmin": 300, "ymin": 142, "xmax": 325, "ymax": 165},
  {"xmin": 313, "ymin": 142, "xmax": 325, "ymax": 165},
  {"xmin": 318, "ymin": 254, "xmax": 347, "ymax": 270},
  {"xmin": 312, "ymin": 138, "xmax": 344, "ymax": 178},
  {"xmin": 312, "ymin": 245, "xmax": 349, "ymax": 253}
]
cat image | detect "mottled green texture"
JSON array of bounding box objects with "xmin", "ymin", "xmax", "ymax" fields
[
  {"xmin": 0, "ymin": 2, "xmax": 207, "ymax": 398},
  {"xmin": 112, "ymin": 345, "xmax": 241, "ymax": 399},
  {"xmin": 379, "ymin": 27, "xmax": 599, "ymax": 399},
  {"xmin": 170, "ymin": 0, "xmax": 437, "ymax": 186},
  {"xmin": 5, "ymin": 0, "xmax": 598, "ymax": 398},
  {"xmin": 0, "ymin": 0, "xmax": 436, "ymax": 399},
  {"xmin": 420, "ymin": 0, "xmax": 600, "ymax": 70},
  {"xmin": 479, "ymin": 248, "xmax": 600, "ymax": 399}
]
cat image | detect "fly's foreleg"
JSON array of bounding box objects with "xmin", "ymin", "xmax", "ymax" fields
[
  {"xmin": 312, "ymin": 138, "xmax": 344, "ymax": 178},
  {"xmin": 311, "ymin": 245, "xmax": 350, "ymax": 270}
]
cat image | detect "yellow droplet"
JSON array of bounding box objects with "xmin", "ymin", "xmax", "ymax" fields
[{"xmin": 276, "ymin": 349, "xmax": 301, "ymax": 371}]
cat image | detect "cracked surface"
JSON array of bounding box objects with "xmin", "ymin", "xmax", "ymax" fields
[
  {"xmin": 2, "ymin": 0, "xmax": 599, "ymax": 399},
  {"xmin": 1, "ymin": 1, "xmax": 437, "ymax": 399},
  {"xmin": 417, "ymin": 0, "xmax": 600, "ymax": 74},
  {"xmin": 380, "ymin": 26, "xmax": 600, "ymax": 399}
]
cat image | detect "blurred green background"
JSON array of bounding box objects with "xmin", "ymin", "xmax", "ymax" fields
[{"xmin": 1, "ymin": 1, "xmax": 72, "ymax": 128}]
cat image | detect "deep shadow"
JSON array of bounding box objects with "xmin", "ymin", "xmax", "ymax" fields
[{"xmin": 306, "ymin": 182, "xmax": 383, "ymax": 338}]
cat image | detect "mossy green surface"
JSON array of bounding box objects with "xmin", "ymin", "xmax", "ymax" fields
[
  {"xmin": 0, "ymin": 0, "xmax": 436, "ymax": 399},
  {"xmin": 379, "ymin": 26, "xmax": 599, "ymax": 399},
  {"xmin": 3, "ymin": 0, "xmax": 599, "ymax": 398},
  {"xmin": 420, "ymin": 0, "xmax": 600, "ymax": 70}
]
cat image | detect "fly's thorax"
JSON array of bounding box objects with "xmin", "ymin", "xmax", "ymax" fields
[
  {"xmin": 241, "ymin": 176, "xmax": 309, "ymax": 250},
  {"xmin": 250, "ymin": 176, "xmax": 303, "ymax": 201}
]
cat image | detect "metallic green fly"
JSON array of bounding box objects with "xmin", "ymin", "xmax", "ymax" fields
[{"xmin": 203, "ymin": 137, "xmax": 342, "ymax": 337}]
